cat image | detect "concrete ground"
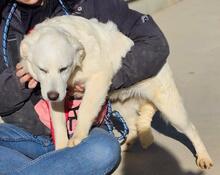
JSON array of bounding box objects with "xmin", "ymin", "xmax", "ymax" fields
[
  {"xmin": 114, "ymin": 0, "xmax": 220, "ymax": 174},
  {"xmin": 128, "ymin": 0, "xmax": 180, "ymax": 14}
]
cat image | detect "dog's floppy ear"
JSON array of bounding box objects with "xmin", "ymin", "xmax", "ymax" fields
[
  {"xmin": 19, "ymin": 33, "xmax": 40, "ymax": 81},
  {"xmin": 20, "ymin": 40, "xmax": 29, "ymax": 60},
  {"xmin": 20, "ymin": 30, "xmax": 41, "ymax": 60},
  {"xmin": 66, "ymin": 34, "xmax": 85, "ymax": 67},
  {"xmin": 74, "ymin": 45, "xmax": 85, "ymax": 67}
]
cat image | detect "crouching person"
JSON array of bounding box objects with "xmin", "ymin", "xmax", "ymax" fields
[{"xmin": 0, "ymin": 0, "xmax": 169, "ymax": 174}]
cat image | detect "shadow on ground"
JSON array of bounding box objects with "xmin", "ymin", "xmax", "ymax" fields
[
  {"xmin": 120, "ymin": 112, "xmax": 202, "ymax": 175},
  {"xmin": 121, "ymin": 143, "xmax": 202, "ymax": 175},
  {"xmin": 151, "ymin": 111, "xmax": 196, "ymax": 155}
]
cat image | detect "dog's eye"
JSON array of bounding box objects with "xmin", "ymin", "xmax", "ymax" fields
[
  {"xmin": 39, "ymin": 67, "xmax": 48, "ymax": 74},
  {"xmin": 59, "ymin": 67, "xmax": 68, "ymax": 73}
]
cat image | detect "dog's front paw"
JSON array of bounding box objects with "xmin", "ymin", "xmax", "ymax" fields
[
  {"xmin": 67, "ymin": 131, "xmax": 87, "ymax": 147},
  {"xmin": 67, "ymin": 137, "xmax": 81, "ymax": 147},
  {"xmin": 55, "ymin": 142, "xmax": 68, "ymax": 150},
  {"xmin": 196, "ymin": 152, "xmax": 214, "ymax": 169}
]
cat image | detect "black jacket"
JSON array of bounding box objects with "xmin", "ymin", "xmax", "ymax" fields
[{"xmin": 0, "ymin": 0, "xmax": 169, "ymax": 136}]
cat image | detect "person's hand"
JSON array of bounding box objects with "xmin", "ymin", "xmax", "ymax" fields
[
  {"xmin": 68, "ymin": 82, "xmax": 85, "ymax": 99},
  {"xmin": 16, "ymin": 63, "xmax": 38, "ymax": 89},
  {"xmin": 73, "ymin": 82, "xmax": 85, "ymax": 93}
]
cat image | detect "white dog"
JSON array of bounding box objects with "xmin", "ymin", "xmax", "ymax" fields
[{"xmin": 20, "ymin": 15, "xmax": 213, "ymax": 169}]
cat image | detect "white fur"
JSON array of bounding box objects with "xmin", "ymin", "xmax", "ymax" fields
[
  {"xmin": 0, "ymin": 117, "xmax": 3, "ymax": 123},
  {"xmin": 20, "ymin": 15, "xmax": 213, "ymax": 169}
]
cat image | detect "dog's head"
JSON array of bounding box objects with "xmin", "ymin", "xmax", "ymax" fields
[{"xmin": 20, "ymin": 27, "xmax": 85, "ymax": 102}]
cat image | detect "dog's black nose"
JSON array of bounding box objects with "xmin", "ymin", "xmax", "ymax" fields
[{"xmin": 47, "ymin": 91, "xmax": 59, "ymax": 101}]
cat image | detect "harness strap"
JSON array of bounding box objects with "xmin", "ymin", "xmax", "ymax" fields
[{"xmin": 104, "ymin": 100, "xmax": 129, "ymax": 144}]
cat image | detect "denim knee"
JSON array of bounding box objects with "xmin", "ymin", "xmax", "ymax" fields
[{"xmin": 89, "ymin": 128, "xmax": 121, "ymax": 172}]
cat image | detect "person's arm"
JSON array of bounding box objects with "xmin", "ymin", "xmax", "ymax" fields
[
  {"xmin": 0, "ymin": 2, "xmax": 31, "ymax": 116},
  {"xmin": 0, "ymin": 0, "xmax": 38, "ymax": 115},
  {"xmin": 0, "ymin": 67, "xmax": 32, "ymax": 116},
  {"xmin": 94, "ymin": 0, "xmax": 169, "ymax": 91}
]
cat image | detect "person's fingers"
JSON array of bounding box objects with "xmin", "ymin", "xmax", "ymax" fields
[
  {"xmin": 16, "ymin": 68, "xmax": 26, "ymax": 78},
  {"xmin": 16, "ymin": 63, "xmax": 23, "ymax": 70},
  {"xmin": 74, "ymin": 85, "xmax": 85, "ymax": 92},
  {"xmin": 19, "ymin": 74, "xmax": 32, "ymax": 84},
  {"xmin": 16, "ymin": 63, "xmax": 38, "ymax": 89},
  {"xmin": 28, "ymin": 78, "xmax": 38, "ymax": 89},
  {"xmin": 16, "ymin": 69, "xmax": 26, "ymax": 78}
]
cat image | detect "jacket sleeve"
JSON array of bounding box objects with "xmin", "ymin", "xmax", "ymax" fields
[
  {"xmin": 94, "ymin": 0, "xmax": 169, "ymax": 91},
  {"xmin": 0, "ymin": 0, "xmax": 7, "ymax": 13},
  {"xmin": 0, "ymin": 68, "xmax": 32, "ymax": 116}
]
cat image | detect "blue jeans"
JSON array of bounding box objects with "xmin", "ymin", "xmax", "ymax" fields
[{"xmin": 0, "ymin": 123, "xmax": 121, "ymax": 175}]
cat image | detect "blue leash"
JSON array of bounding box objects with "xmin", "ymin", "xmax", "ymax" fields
[
  {"xmin": 2, "ymin": 3, "xmax": 17, "ymax": 67},
  {"xmin": 58, "ymin": 0, "xmax": 69, "ymax": 15}
]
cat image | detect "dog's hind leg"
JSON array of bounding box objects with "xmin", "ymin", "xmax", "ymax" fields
[
  {"xmin": 137, "ymin": 101, "xmax": 156, "ymax": 149},
  {"xmin": 147, "ymin": 68, "xmax": 213, "ymax": 169},
  {"xmin": 112, "ymin": 99, "xmax": 156, "ymax": 151}
]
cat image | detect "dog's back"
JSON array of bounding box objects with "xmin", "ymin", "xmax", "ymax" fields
[{"xmin": 37, "ymin": 16, "xmax": 134, "ymax": 84}]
